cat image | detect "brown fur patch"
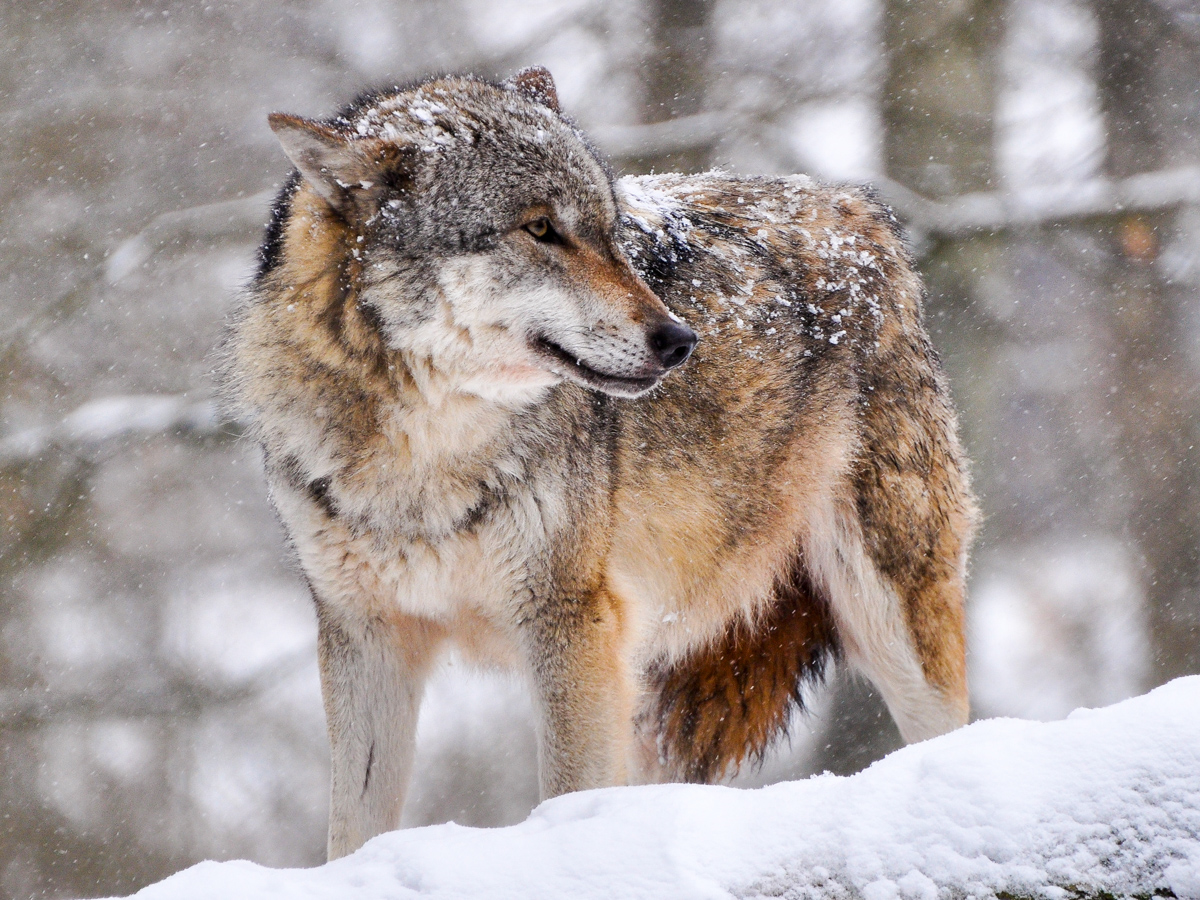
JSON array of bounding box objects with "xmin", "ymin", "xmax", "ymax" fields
[{"xmin": 645, "ymin": 558, "xmax": 840, "ymax": 783}]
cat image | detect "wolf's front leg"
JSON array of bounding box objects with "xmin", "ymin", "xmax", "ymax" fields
[
  {"xmin": 525, "ymin": 588, "xmax": 633, "ymax": 799},
  {"xmin": 315, "ymin": 601, "xmax": 443, "ymax": 860}
]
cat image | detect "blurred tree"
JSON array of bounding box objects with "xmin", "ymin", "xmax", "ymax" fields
[
  {"xmin": 883, "ymin": 0, "xmax": 1003, "ymax": 196},
  {"xmin": 630, "ymin": 0, "xmax": 718, "ymax": 174},
  {"xmin": 1094, "ymin": 0, "xmax": 1200, "ymax": 685}
]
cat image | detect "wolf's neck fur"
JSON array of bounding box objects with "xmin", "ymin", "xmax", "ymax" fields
[{"xmin": 247, "ymin": 188, "xmax": 551, "ymax": 540}]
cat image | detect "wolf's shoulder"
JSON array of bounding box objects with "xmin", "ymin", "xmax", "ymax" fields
[
  {"xmin": 616, "ymin": 171, "xmax": 906, "ymax": 265},
  {"xmin": 613, "ymin": 169, "xmax": 929, "ymax": 396},
  {"xmin": 615, "ymin": 172, "xmax": 917, "ymax": 328}
]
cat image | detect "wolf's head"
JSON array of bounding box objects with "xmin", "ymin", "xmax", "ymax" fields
[{"xmin": 266, "ymin": 68, "xmax": 695, "ymax": 400}]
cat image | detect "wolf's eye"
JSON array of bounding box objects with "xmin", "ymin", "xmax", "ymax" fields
[{"xmin": 523, "ymin": 217, "xmax": 563, "ymax": 245}]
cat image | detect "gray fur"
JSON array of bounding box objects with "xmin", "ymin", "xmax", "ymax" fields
[{"xmin": 221, "ymin": 69, "xmax": 977, "ymax": 860}]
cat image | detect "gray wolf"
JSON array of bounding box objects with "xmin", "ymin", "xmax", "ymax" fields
[{"xmin": 221, "ymin": 67, "xmax": 978, "ymax": 860}]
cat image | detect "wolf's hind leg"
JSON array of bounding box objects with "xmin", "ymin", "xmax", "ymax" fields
[
  {"xmin": 840, "ymin": 571, "xmax": 968, "ymax": 744},
  {"xmin": 316, "ymin": 601, "xmax": 443, "ymax": 860},
  {"xmin": 810, "ymin": 507, "xmax": 969, "ymax": 744}
]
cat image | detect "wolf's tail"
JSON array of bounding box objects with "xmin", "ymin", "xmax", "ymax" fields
[{"xmin": 643, "ymin": 559, "xmax": 840, "ymax": 783}]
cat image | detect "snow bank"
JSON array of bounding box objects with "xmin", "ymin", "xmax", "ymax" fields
[{"xmin": 124, "ymin": 678, "xmax": 1200, "ymax": 899}]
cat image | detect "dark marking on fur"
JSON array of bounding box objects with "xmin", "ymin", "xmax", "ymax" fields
[
  {"xmin": 619, "ymin": 211, "xmax": 697, "ymax": 290},
  {"xmin": 361, "ymin": 740, "xmax": 375, "ymax": 797},
  {"xmin": 319, "ymin": 282, "xmax": 349, "ymax": 342},
  {"xmin": 258, "ymin": 170, "xmax": 302, "ymax": 279},
  {"xmin": 381, "ymin": 157, "xmax": 418, "ymax": 195},
  {"xmin": 647, "ymin": 558, "xmax": 840, "ymax": 783},
  {"xmin": 355, "ymin": 298, "xmax": 386, "ymax": 338},
  {"xmin": 270, "ymin": 452, "xmax": 306, "ymax": 491},
  {"xmin": 457, "ymin": 480, "xmax": 508, "ymax": 532},
  {"xmin": 271, "ymin": 452, "xmax": 339, "ymax": 519},
  {"xmin": 308, "ymin": 476, "xmax": 336, "ymax": 519}
]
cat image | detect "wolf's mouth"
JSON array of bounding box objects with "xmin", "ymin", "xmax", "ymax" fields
[{"xmin": 531, "ymin": 336, "xmax": 660, "ymax": 396}]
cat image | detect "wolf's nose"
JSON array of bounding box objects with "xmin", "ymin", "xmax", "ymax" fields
[{"xmin": 649, "ymin": 320, "xmax": 698, "ymax": 370}]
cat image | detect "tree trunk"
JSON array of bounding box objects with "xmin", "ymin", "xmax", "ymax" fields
[
  {"xmin": 628, "ymin": 0, "xmax": 717, "ymax": 175},
  {"xmin": 883, "ymin": 0, "xmax": 1003, "ymax": 197},
  {"xmin": 1094, "ymin": 0, "xmax": 1200, "ymax": 685}
]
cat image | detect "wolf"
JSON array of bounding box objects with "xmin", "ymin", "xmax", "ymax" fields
[{"xmin": 221, "ymin": 67, "xmax": 977, "ymax": 860}]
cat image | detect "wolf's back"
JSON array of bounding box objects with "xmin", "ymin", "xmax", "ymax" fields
[{"xmin": 613, "ymin": 172, "xmax": 976, "ymax": 780}]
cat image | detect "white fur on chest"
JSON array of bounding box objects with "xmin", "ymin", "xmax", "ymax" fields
[
  {"xmin": 267, "ymin": 388, "xmax": 561, "ymax": 626},
  {"xmin": 278, "ymin": 481, "xmax": 546, "ymax": 626},
  {"xmin": 341, "ymin": 393, "xmax": 535, "ymax": 536}
]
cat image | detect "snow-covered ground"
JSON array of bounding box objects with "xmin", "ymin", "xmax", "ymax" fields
[{"xmin": 123, "ymin": 678, "xmax": 1200, "ymax": 900}]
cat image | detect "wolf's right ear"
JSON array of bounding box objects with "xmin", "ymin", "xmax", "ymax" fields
[
  {"xmin": 268, "ymin": 113, "xmax": 384, "ymax": 218},
  {"xmin": 503, "ymin": 66, "xmax": 560, "ymax": 113}
]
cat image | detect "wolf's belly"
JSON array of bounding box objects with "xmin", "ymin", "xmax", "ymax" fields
[
  {"xmin": 608, "ymin": 504, "xmax": 786, "ymax": 668},
  {"xmin": 607, "ymin": 455, "xmax": 848, "ymax": 668}
]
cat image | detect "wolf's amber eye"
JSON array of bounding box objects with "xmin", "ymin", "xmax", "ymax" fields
[{"xmin": 523, "ymin": 217, "xmax": 563, "ymax": 244}]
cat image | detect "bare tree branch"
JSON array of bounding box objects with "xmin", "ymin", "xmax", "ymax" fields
[
  {"xmin": 872, "ymin": 165, "xmax": 1200, "ymax": 240},
  {"xmin": 105, "ymin": 191, "xmax": 276, "ymax": 283},
  {"xmin": 592, "ymin": 112, "xmax": 729, "ymax": 159},
  {"xmin": 0, "ymin": 394, "xmax": 233, "ymax": 468},
  {"xmin": 0, "ymin": 651, "xmax": 312, "ymax": 729}
]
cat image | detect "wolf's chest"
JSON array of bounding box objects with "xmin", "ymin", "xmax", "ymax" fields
[
  {"xmin": 290, "ymin": 506, "xmax": 537, "ymax": 623},
  {"xmin": 274, "ymin": 454, "xmax": 551, "ymax": 626}
]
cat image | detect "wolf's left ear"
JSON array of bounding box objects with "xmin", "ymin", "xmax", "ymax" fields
[
  {"xmin": 503, "ymin": 66, "xmax": 560, "ymax": 113},
  {"xmin": 268, "ymin": 113, "xmax": 395, "ymax": 218}
]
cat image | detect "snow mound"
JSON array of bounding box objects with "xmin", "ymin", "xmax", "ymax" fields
[{"xmin": 125, "ymin": 678, "xmax": 1200, "ymax": 899}]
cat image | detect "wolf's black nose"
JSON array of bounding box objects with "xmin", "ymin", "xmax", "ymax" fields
[{"xmin": 649, "ymin": 320, "xmax": 698, "ymax": 370}]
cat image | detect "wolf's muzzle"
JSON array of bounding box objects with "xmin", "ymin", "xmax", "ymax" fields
[{"xmin": 649, "ymin": 321, "xmax": 698, "ymax": 370}]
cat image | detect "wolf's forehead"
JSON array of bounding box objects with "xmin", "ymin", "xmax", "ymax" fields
[
  {"xmin": 342, "ymin": 88, "xmax": 475, "ymax": 147},
  {"xmin": 342, "ymin": 84, "xmax": 562, "ymax": 149},
  {"xmin": 340, "ymin": 82, "xmax": 615, "ymax": 218}
]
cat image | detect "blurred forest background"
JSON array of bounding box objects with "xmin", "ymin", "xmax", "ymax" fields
[{"xmin": 4, "ymin": 0, "xmax": 1200, "ymax": 896}]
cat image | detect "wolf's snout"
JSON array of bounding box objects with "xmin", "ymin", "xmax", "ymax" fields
[{"xmin": 649, "ymin": 320, "xmax": 698, "ymax": 370}]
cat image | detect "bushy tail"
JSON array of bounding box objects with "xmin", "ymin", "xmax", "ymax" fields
[{"xmin": 644, "ymin": 559, "xmax": 840, "ymax": 783}]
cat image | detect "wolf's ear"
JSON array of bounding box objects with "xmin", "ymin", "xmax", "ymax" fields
[
  {"xmin": 268, "ymin": 113, "xmax": 383, "ymax": 217},
  {"xmin": 503, "ymin": 66, "xmax": 560, "ymax": 113}
]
